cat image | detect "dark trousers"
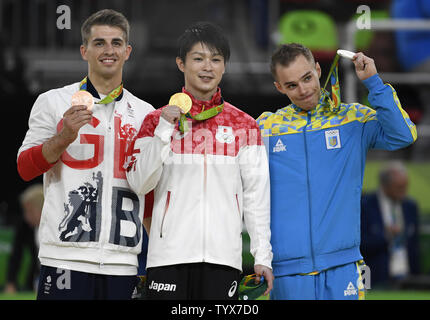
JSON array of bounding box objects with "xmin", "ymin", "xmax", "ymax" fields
[
  {"xmin": 146, "ymin": 262, "xmax": 241, "ymax": 300},
  {"xmin": 37, "ymin": 265, "xmax": 138, "ymax": 300}
]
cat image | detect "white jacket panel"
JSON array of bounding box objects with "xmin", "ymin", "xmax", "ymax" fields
[
  {"xmin": 18, "ymin": 82, "xmax": 154, "ymax": 275},
  {"xmin": 127, "ymin": 94, "xmax": 272, "ymax": 271}
]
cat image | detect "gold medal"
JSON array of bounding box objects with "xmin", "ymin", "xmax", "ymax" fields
[
  {"xmin": 71, "ymin": 90, "xmax": 94, "ymax": 110},
  {"xmin": 169, "ymin": 92, "xmax": 192, "ymax": 113}
]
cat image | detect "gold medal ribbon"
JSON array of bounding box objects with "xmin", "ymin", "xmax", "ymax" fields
[
  {"xmin": 169, "ymin": 92, "xmax": 224, "ymax": 133},
  {"xmin": 179, "ymin": 101, "xmax": 224, "ymax": 133}
]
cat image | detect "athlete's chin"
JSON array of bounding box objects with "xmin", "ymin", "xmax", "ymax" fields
[
  {"xmin": 98, "ymin": 68, "xmax": 120, "ymax": 79},
  {"xmin": 297, "ymin": 102, "xmax": 316, "ymax": 111},
  {"xmin": 196, "ymin": 83, "xmax": 217, "ymax": 94},
  {"xmin": 296, "ymin": 97, "xmax": 319, "ymax": 111},
  {"xmin": 97, "ymin": 63, "xmax": 123, "ymax": 75}
]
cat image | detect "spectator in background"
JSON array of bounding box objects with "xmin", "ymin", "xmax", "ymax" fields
[
  {"xmin": 392, "ymin": 0, "xmax": 430, "ymax": 159},
  {"xmin": 4, "ymin": 184, "xmax": 43, "ymax": 294},
  {"xmin": 0, "ymin": 34, "xmax": 29, "ymax": 96},
  {"xmin": 360, "ymin": 162, "xmax": 420, "ymax": 287}
]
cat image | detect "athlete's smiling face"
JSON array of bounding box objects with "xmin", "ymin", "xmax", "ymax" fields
[
  {"xmin": 274, "ymin": 54, "xmax": 322, "ymax": 111},
  {"xmin": 80, "ymin": 25, "xmax": 132, "ymax": 79},
  {"xmin": 176, "ymin": 42, "xmax": 225, "ymax": 101}
]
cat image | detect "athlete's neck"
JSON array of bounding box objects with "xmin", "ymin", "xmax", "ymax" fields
[
  {"xmin": 185, "ymin": 86, "xmax": 217, "ymax": 102},
  {"xmin": 88, "ymin": 71, "xmax": 122, "ymax": 95}
]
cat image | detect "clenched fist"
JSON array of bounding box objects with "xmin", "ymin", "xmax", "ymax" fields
[
  {"xmin": 161, "ymin": 105, "xmax": 184, "ymax": 124},
  {"xmin": 352, "ymin": 52, "xmax": 378, "ymax": 81},
  {"xmin": 61, "ymin": 104, "xmax": 93, "ymax": 144}
]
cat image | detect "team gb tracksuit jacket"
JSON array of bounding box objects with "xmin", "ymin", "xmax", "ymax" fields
[{"xmin": 17, "ymin": 79, "xmax": 154, "ymax": 275}]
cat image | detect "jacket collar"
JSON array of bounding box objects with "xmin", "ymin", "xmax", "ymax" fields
[
  {"xmin": 85, "ymin": 76, "xmax": 124, "ymax": 102},
  {"xmin": 291, "ymin": 89, "xmax": 331, "ymax": 114},
  {"xmin": 181, "ymin": 87, "xmax": 223, "ymax": 115}
]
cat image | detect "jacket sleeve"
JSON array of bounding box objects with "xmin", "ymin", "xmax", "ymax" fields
[
  {"xmin": 126, "ymin": 110, "xmax": 174, "ymax": 196},
  {"xmin": 239, "ymin": 125, "xmax": 273, "ymax": 269},
  {"xmin": 362, "ymin": 74, "xmax": 417, "ymax": 150},
  {"xmin": 17, "ymin": 92, "xmax": 58, "ymax": 181}
]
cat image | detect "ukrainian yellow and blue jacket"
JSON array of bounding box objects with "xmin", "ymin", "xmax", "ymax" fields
[{"xmin": 257, "ymin": 74, "xmax": 417, "ymax": 277}]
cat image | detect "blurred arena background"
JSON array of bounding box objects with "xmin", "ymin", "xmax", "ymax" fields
[{"xmin": 0, "ymin": 0, "xmax": 429, "ymax": 300}]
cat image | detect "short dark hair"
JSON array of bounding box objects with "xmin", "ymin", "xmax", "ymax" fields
[
  {"xmin": 270, "ymin": 43, "xmax": 315, "ymax": 80},
  {"xmin": 81, "ymin": 9, "xmax": 130, "ymax": 46},
  {"xmin": 177, "ymin": 21, "xmax": 230, "ymax": 63}
]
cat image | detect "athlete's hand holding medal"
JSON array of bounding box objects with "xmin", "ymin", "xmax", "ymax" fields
[
  {"xmin": 162, "ymin": 93, "xmax": 192, "ymax": 132},
  {"xmin": 61, "ymin": 90, "xmax": 94, "ymax": 144},
  {"xmin": 162, "ymin": 92, "xmax": 225, "ymax": 133}
]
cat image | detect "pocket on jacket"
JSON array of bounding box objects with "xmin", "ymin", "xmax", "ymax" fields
[
  {"xmin": 160, "ymin": 191, "xmax": 171, "ymax": 238},
  {"xmin": 235, "ymin": 194, "xmax": 242, "ymax": 221}
]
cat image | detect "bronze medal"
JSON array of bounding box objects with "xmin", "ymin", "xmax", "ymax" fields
[{"xmin": 71, "ymin": 90, "xmax": 94, "ymax": 110}]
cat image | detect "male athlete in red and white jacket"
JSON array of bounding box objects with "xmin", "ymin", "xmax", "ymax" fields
[{"xmin": 126, "ymin": 22, "xmax": 273, "ymax": 300}]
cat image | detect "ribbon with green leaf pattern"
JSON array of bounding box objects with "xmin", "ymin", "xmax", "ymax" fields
[
  {"xmin": 322, "ymin": 54, "xmax": 341, "ymax": 113},
  {"xmin": 79, "ymin": 76, "xmax": 123, "ymax": 105},
  {"xmin": 179, "ymin": 100, "xmax": 224, "ymax": 133}
]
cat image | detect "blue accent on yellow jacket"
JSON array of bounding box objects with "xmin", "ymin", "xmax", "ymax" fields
[{"xmin": 256, "ymin": 74, "xmax": 417, "ymax": 277}]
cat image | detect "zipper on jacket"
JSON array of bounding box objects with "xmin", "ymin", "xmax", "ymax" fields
[
  {"xmin": 99, "ymin": 103, "xmax": 116, "ymax": 266},
  {"xmin": 236, "ymin": 194, "xmax": 243, "ymax": 239},
  {"xmin": 304, "ymin": 111, "xmax": 316, "ymax": 271},
  {"xmin": 160, "ymin": 191, "xmax": 171, "ymax": 238},
  {"xmin": 202, "ymin": 119, "xmax": 208, "ymax": 262}
]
